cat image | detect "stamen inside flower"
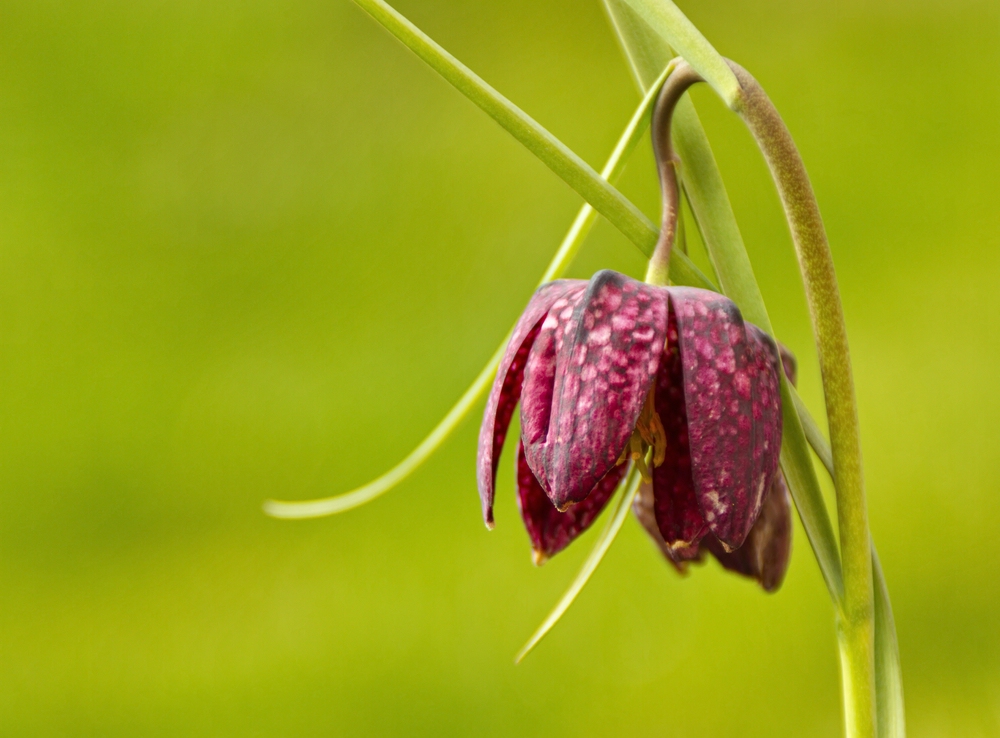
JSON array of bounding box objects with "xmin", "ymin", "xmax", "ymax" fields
[
  {"xmin": 620, "ymin": 387, "xmax": 667, "ymax": 480},
  {"xmin": 630, "ymin": 435, "xmax": 652, "ymax": 483}
]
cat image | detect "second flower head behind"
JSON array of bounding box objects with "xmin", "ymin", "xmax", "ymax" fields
[{"xmin": 478, "ymin": 269, "xmax": 790, "ymax": 590}]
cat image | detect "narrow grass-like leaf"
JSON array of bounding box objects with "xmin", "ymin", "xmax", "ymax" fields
[
  {"xmin": 779, "ymin": 379, "xmax": 845, "ymax": 601},
  {"xmin": 792, "ymin": 385, "xmax": 834, "ymax": 477},
  {"xmin": 672, "ymin": 98, "xmax": 771, "ymax": 325},
  {"xmin": 263, "ymin": 341, "xmax": 506, "ymax": 519},
  {"xmin": 793, "ymin": 397, "xmax": 906, "ymax": 738},
  {"xmin": 515, "ymin": 466, "xmax": 641, "ymax": 664},
  {"xmin": 604, "ymin": 0, "xmax": 673, "ymax": 91},
  {"xmin": 352, "ymin": 0, "xmax": 711, "ymax": 289},
  {"xmin": 613, "ymin": 0, "xmax": 740, "ymax": 107},
  {"xmin": 873, "ymin": 545, "xmax": 906, "ymax": 738}
]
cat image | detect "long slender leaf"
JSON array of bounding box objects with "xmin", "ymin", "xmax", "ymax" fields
[
  {"xmin": 792, "ymin": 385, "xmax": 834, "ymax": 477},
  {"xmin": 671, "ymin": 98, "xmax": 772, "ymax": 327},
  {"xmin": 796, "ymin": 400, "xmax": 907, "ymax": 738},
  {"xmin": 604, "ymin": 0, "xmax": 673, "ymax": 92},
  {"xmin": 264, "ymin": 65, "xmax": 675, "ymax": 519},
  {"xmin": 779, "ymin": 380, "xmax": 845, "ymax": 600},
  {"xmin": 351, "ymin": 0, "xmax": 712, "ymax": 288},
  {"xmin": 873, "ymin": 546, "xmax": 906, "ymax": 738}
]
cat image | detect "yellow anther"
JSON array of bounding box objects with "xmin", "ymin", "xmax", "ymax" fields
[{"xmin": 634, "ymin": 387, "xmax": 667, "ymax": 467}]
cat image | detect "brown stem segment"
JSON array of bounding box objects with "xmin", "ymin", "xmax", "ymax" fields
[
  {"xmin": 728, "ymin": 60, "xmax": 876, "ymax": 738},
  {"xmin": 646, "ymin": 62, "xmax": 704, "ymax": 286}
]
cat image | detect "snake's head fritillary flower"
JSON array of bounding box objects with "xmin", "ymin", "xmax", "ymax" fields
[
  {"xmin": 634, "ymin": 345, "xmax": 798, "ymax": 591},
  {"xmin": 477, "ymin": 269, "xmax": 783, "ymax": 565}
]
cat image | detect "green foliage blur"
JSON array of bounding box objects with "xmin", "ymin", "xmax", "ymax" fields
[{"xmin": 1, "ymin": 0, "xmax": 998, "ymax": 735}]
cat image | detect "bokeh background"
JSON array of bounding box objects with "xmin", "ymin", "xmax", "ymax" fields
[{"xmin": 2, "ymin": 0, "xmax": 998, "ymax": 735}]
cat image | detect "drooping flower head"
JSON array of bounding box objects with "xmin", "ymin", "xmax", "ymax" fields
[{"xmin": 477, "ymin": 269, "xmax": 784, "ymax": 569}]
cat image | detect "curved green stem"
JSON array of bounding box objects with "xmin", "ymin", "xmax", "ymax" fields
[
  {"xmin": 729, "ymin": 61, "xmax": 875, "ymax": 738},
  {"xmin": 645, "ymin": 62, "xmax": 703, "ymax": 285}
]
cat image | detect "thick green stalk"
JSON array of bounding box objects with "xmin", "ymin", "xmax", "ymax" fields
[
  {"xmin": 794, "ymin": 390, "xmax": 906, "ymax": 738},
  {"xmin": 729, "ymin": 61, "xmax": 876, "ymax": 738}
]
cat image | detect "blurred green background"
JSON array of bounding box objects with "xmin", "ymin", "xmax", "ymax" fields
[{"xmin": 1, "ymin": 0, "xmax": 998, "ymax": 735}]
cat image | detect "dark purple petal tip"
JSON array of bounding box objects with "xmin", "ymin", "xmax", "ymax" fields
[
  {"xmin": 633, "ymin": 482, "xmax": 706, "ymax": 573},
  {"xmin": 703, "ymin": 470, "xmax": 793, "ymax": 591},
  {"xmin": 517, "ymin": 441, "xmax": 623, "ymax": 564}
]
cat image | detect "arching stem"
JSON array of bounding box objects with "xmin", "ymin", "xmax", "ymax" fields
[
  {"xmin": 645, "ymin": 64, "xmax": 703, "ymax": 286},
  {"xmin": 648, "ymin": 56, "xmax": 878, "ymax": 738},
  {"xmin": 727, "ymin": 60, "xmax": 876, "ymax": 738}
]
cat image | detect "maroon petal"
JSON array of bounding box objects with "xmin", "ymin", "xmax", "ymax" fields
[
  {"xmin": 669, "ymin": 288, "xmax": 783, "ymax": 550},
  {"xmin": 476, "ymin": 280, "xmax": 586, "ymax": 527},
  {"xmin": 633, "ymin": 482, "xmax": 705, "ymax": 573},
  {"xmin": 649, "ymin": 306, "xmax": 708, "ymax": 551},
  {"xmin": 524, "ymin": 270, "xmax": 668, "ymax": 510},
  {"xmin": 518, "ymin": 303, "xmax": 562, "ymax": 486},
  {"xmin": 516, "ymin": 441, "xmax": 624, "ymax": 564},
  {"xmin": 703, "ymin": 470, "xmax": 793, "ymax": 591}
]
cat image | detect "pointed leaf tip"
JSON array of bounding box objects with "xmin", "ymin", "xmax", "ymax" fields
[{"xmin": 515, "ymin": 467, "xmax": 640, "ymax": 663}]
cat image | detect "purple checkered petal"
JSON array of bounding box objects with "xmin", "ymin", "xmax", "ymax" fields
[
  {"xmin": 516, "ymin": 441, "xmax": 624, "ymax": 563},
  {"xmin": 649, "ymin": 305, "xmax": 709, "ymax": 552},
  {"xmin": 523, "ymin": 271, "xmax": 668, "ymax": 511},
  {"xmin": 669, "ymin": 288, "xmax": 783, "ymax": 550},
  {"xmin": 476, "ymin": 281, "xmax": 586, "ymax": 527},
  {"xmin": 703, "ymin": 469, "xmax": 793, "ymax": 591}
]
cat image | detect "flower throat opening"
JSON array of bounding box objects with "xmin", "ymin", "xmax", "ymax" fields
[{"xmin": 618, "ymin": 388, "xmax": 666, "ymax": 483}]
